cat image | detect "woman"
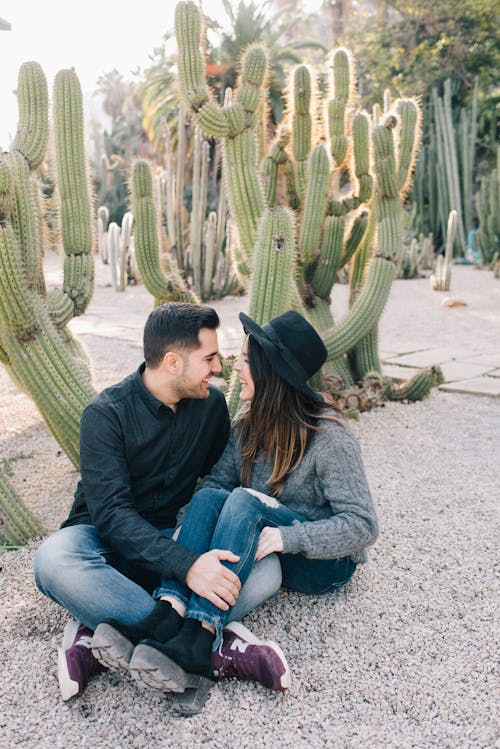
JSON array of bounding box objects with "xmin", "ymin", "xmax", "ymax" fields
[{"xmin": 94, "ymin": 310, "xmax": 378, "ymax": 694}]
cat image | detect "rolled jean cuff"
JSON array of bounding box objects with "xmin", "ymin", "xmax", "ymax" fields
[
  {"xmin": 185, "ymin": 605, "xmax": 223, "ymax": 647},
  {"xmin": 153, "ymin": 585, "xmax": 190, "ymax": 609}
]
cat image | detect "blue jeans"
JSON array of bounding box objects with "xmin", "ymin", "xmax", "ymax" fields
[
  {"xmin": 34, "ymin": 523, "xmax": 282, "ymax": 632},
  {"xmin": 156, "ymin": 488, "xmax": 357, "ymax": 640}
]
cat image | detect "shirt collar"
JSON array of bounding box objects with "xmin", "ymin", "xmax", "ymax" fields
[{"xmin": 133, "ymin": 362, "xmax": 172, "ymax": 415}]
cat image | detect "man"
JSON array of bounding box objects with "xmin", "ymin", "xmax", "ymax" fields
[{"xmin": 34, "ymin": 303, "xmax": 285, "ymax": 706}]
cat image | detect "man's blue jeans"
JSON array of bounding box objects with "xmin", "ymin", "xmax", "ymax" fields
[
  {"xmin": 156, "ymin": 487, "xmax": 356, "ymax": 641},
  {"xmin": 34, "ymin": 523, "xmax": 282, "ymax": 632}
]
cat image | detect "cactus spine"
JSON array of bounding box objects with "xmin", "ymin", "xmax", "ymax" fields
[{"xmin": 0, "ymin": 63, "xmax": 97, "ymax": 468}]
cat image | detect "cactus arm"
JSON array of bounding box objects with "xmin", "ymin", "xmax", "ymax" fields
[
  {"xmin": 311, "ymin": 215, "xmax": 345, "ymax": 298},
  {"xmin": 12, "ymin": 61, "xmax": 48, "ymax": 170},
  {"xmin": 249, "ymin": 207, "xmax": 295, "ymax": 323},
  {"xmin": 395, "ymin": 99, "xmax": 421, "ymax": 197},
  {"xmin": 0, "ymin": 225, "xmax": 40, "ymax": 340},
  {"xmin": 223, "ymin": 128, "xmax": 266, "ymax": 262},
  {"xmin": 54, "ymin": 69, "xmax": 95, "ymax": 316},
  {"xmin": 324, "ymin": 256, "xmax": 396, "ymax": 358},
  {"xmin": 132, "ymin": 160, "xmax": 198, "ymax": 305},
  {"xmin": 47, "ymin": 288, "xmax": 75, "ymax": 328},
  {"xmin": 175, "ymin": 1, "xmax": 268, "ymax": 269},
  {"xmin": 351, "ymin": 111, "xmax": 373, "ymax": 204},
  {"xmin": 389, "ymin": 368, "xmax": 441, "ymax": 402},
  {"xmin": 292, "ymin": 65, "xmax": 313, "ymax": 200},
  {"xmin": 8, "ymin": 152, "xmax": 41, "ymax": 292},
  {"xmin": 298, "ymin": 145, "xmax": 331, "ymax": 271},
  {"xmin": 175, "ymin": 107, "xmax": 186, "ymax": 268},
  {"xmin": 175, "ymin": 2, "xmax": 229, "ymax": 137},
  {"xmin": 262, "ymin": 127, "xmax": 290, "ymax": 207},
  {"xmin": 328, "ymin": 49, "xmax": 352, "ymax": 168},
  {"xmin": 339, "ymin": 210, "xmax": 369, "ymax": 268}
]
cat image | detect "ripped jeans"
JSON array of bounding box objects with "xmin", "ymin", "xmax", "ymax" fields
[{"xmin": 155, "ymin": 487, "xmax": 356, "ymax": 641}]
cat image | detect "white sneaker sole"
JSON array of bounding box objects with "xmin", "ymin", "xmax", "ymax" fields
[
  {"xmin": 223, "ymin": 621, "xmax": 291, "ymax": 690},
  {"xmin": 61, "ymin": 619, "xmax": 80, "ymax": 650},
  {"xmin": 57, "ymin": 647, "xmax": 80, "ymax": 701}
]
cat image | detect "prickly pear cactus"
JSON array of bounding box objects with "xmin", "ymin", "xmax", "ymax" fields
[
  {"xmin": 0, "ymin": 62, "xmax": 97, "ymax": 469},
  {"xmin": 174, "ymin": 1, "xmax": 431, "ymax": 411}
]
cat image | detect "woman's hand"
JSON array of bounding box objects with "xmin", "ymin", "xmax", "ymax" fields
[{"xmin": 255, "ymin": 526, "xmax": 284, "ymax": 560}]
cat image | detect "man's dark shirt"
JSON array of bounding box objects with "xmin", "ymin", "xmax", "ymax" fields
[{"xmin": 62, "ymin": 363, "xmax": 230, "ymax": 583}]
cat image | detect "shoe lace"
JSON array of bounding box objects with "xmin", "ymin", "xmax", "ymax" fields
[
  {"xmin": 216, "ymin": 640, "xmax": 259, "ymax": 681},
  {"xmin": 75, "ymin": 634, "xmax": 93, "ymax": 650}
]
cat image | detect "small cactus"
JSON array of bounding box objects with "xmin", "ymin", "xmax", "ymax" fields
[{"xmin": 430, "ymin": 210, "xmax": 457, "ymax": 291}]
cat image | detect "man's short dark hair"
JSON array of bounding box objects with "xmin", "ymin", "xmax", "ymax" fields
[{"xmin": 143, "ymin": 303, "xmax": 220, "ymax": 368}]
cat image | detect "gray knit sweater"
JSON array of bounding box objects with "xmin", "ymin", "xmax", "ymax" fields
[{"xmin": 201, "ymin": 415, "xmax": 378, "ymax": 564}]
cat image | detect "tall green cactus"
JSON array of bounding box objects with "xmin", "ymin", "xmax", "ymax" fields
[
  {"xmin": 174, "ymin": 1, "xmax": 427, "ymax": 409},
  {"xmin": 477, "ymin": 146, "xmax": 500, "ymax": 266},
  {"xmin": 132, "ymin": 159, "xmax": 198, "ymax": 306},
  {"xmin": 0, "ymin": 471, "xmax": 44, "ymax": 549},
  {"xmin": 155, "ymin": 105, "xmax": 240, "ymax": 301},
  {"xmin": 0, "ymin": 62, "xmax": 96, "ymax": 469}
]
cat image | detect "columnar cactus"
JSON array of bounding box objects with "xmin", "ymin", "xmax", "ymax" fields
[
  {"xmin": 132, "ymin": 159, "xmax": 198, "ymax": 306},
  {"xmin": 0, "ymin": 471, "xmax": 43, "ymax": 548},
  {"xmin": 0, "ymin": 62, "xmax": 96, "ymax": 468},
  {"xmin": 108, "ymin": 211, "xmax": 134, "ymax": 292},
  {"xmin": 174, "ymin": 1, "xmax": 426, "ymax": 408},
  {"xmin": 153, "ymin": 104, "xmax": 240, "ymax": 301},
  {"xmin": 430, "ymin": 210, "xmax": 458, "ymax": 291},
  {"xmin": 477, "ymin": 146, "xmax": 500, "ymax": 266}
]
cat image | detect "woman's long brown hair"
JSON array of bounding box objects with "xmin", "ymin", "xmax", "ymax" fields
[{"xmin": 238, "ymin": 336, "xmax": 343, "ymax": 496}]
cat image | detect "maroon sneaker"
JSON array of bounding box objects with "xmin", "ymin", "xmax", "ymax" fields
[
  {"xmin": 57, "ymin": 620, "xmax": 107, "ymax": 701},
  {"xmin": 212, "ymin": 621, "xmax": 291, "ymax": 691}
]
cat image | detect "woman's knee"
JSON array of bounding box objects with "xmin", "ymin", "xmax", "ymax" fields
[
  {"xmin": 188, "ymin": 487, "xmax": 230, "ymax": 516},
  {"xmin": 224, "ymin": 487, "xmax": 272, "ymax": 517}
]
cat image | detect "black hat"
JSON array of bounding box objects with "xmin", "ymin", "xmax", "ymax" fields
[{"xmin": 239, "ymin": 310, "xmax": 327, "ymax": 403}]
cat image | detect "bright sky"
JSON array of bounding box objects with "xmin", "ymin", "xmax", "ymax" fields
[{"xmin": 0, "ymin": 0, "xmax": 268, "ymax": 148}]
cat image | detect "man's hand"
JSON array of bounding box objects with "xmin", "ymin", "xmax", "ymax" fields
[
  {"xmin": 255, "ymin": 526, "xmax": 283, "ymax": 561},
  {"xmin": 185, "ymin": 549, "xmax": 241, "ymax": 611}
]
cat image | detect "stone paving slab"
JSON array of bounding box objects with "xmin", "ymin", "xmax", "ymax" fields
[
  {"xmin": 488, "ymin": 368, "xmax": 500, "ymax": 378},
  {"xmin": 384, "ymin": 348, "xmax": 470, "ymax": 368},
  {"xmin": 438, "ymin": 360, "xmax": 495, "ymax": 383},
  {"xmin": 439, "ymin": 377, "xmax": 500, "ymax": 397},
  {"xmin": 454, "ymin": 351, "xmax": 500, "ymax": 368}
]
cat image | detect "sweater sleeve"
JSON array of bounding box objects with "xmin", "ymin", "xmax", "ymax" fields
[
  {"xmin": 279, "ymin": 428, "xmax": 379, "ymax": 560},
  {"xmin": 199, "ymin": 427, "xmax": 241, "ymax": 492}
]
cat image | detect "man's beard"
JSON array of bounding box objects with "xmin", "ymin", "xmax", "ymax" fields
[{"xmin": 173, "ymin": 375, "xmax": 210, "ymax": 401}]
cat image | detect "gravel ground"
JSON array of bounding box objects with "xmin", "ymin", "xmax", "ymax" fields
[{"xmin": 0, "ymin": 262, "xmax": 499, "ymax": 748}]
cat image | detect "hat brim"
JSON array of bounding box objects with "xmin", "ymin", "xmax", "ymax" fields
[{"xmin": 239, "ymin": 312, "xmax": 324, "ymax": 403}]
